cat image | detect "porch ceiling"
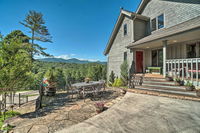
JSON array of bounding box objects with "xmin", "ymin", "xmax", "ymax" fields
[{"xmin": 130, "ymin": 27, "xmax": 200, "ymax": 49}]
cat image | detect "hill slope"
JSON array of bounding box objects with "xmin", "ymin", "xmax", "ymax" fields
[{"xmin": 38, "ymin": 58, "xmax": 106, "ymax": 64}]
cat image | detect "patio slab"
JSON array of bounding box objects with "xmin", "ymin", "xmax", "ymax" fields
[{"xmin": 57, "ymin": 92, "xmax": 200, "ymax": 133}]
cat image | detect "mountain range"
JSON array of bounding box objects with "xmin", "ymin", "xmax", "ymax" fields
[{"xmin": 37, "ymin": 58, "xmax": 107, "ymax": 64}]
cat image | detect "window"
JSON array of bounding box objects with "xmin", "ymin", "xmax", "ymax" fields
[
  {"xmin": 124, "ymin": 52, "xmax": 127, "ymax": 61},
  {"xmin": 187, "ymin": 44, "xmax": 196, "ymax": 58},
  {"xmin": 152, "ymin": 49, "xmax": 163, "ymax": 67},
  {"xmin": 151, "ymin": 18, "xmax": 156, "ymax": 31},
  {"xmin": 124, "ymin": 24, "xmax": 127, "ymax": 36},
  {"xmin": 158, "ymin": 14, "xmax": 164, "ymax": 29},
  {"xmin": 151, "ymin": 14, "xmax": 164, "ymax": 31}
]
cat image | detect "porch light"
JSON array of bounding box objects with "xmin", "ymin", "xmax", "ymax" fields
[
  {"xmin": 146, "ymin": 47, "xmax": 150, "ymax": 48},
  {"xmin": 173, "ymin": 40, "xmax": 177, "ymax": 43}
]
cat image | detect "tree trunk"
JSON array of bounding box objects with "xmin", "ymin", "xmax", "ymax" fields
[{"xmin": 31, "ymin": 29, "xmax": 34, "ymax": 61}]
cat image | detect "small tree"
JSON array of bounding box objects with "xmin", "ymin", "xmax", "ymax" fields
[
  {"xmin": 109, "ymin": 71, "xmax": 115, "ymax": 86},
  {"xmin": 120, "ymin": 61, "xmax": 129, "ymax": 86}
]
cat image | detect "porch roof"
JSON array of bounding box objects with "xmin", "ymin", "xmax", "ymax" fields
[{"xmin": 127, "ymin": 16, "xmax": 200, "ymax": 49}]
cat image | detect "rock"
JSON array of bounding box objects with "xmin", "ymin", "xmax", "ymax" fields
[{"xmin": 29, "ymin": 125, "xmax": 48, "ymax": 133}]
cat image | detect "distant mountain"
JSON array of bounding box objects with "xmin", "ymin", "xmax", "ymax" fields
[{"xmin": 37, "ymin": 58, "xmax": 107, "ymax": 64}]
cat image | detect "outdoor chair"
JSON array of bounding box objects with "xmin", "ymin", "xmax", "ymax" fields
[
  {"xmin": 81, "ymin": 86, "xmax": 97, "ymax": 101},
  {"xmin": 67, "ymin": 83, "xmax": 80, "ymax": 101}
]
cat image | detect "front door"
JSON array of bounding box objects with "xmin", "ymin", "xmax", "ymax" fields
[{"xmin": 136, "ymin": 51, "xmax": 143, "ymax": 73}]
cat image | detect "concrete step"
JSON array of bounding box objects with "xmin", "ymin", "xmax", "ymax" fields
[
  {"xmin": 135, "ymin": 86, "xmax": 197, "ymax": 97},
  {"xmin": 142, "ymin": 83, "xmax": 186, "ymax": 89},
  {"xmin": 138, "ymin": 85, "xmax": 186, "ymax": 92},
  {"xmin": 143, "ymin": 81, "xmax": 176, "ymax": 86}
]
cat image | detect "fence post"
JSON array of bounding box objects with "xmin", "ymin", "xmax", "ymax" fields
[
  {"xmin": 26, "ymin": 96, "xmax": 28, "ymax": 103},
  {"xmin": 19, "ymin": 93, "xmax": 21, "ymax": 107},
  {"xmin": 4, "ymin": 93, "xmax": 6, "ymax": 108}
]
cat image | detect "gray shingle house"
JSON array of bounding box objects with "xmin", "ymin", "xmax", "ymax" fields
[{"xmin": 104, "ymin": 0, "xmax": 200, "ymax": 85}]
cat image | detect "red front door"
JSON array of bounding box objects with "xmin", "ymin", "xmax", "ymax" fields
[{"xmin": 136, "ymin": 51, "xmax": 143, "ymax": 73}]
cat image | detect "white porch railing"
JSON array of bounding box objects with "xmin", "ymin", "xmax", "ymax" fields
[{"xmin": 166, "ymin": 58, "xmax": 200, "ymax": 86}]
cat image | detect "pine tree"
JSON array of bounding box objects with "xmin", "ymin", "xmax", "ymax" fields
[
  {"xmin": 109, "ymin": 71, "xmax": 115, "ymax": 86},
  {"xmin": 20, "ymin": 10, "xmax": 52, "ymax": 59},
  {"xmin": 120, "ymin": 60, "xmax": 129, "ymax": 86}
]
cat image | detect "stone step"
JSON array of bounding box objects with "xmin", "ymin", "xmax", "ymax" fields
[
  {"xmin": 141, "ymin": 84, "xmax": 186, "ymax": 91},
  {"xmin": 135, "ymin": 86, "xmax": 196, "ymax": 97}
]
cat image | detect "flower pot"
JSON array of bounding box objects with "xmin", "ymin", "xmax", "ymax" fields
[
  {"xmin": 166, "ymin": 77, "xmax": 173, "ymax": 81},
  {"xmin": 175, "ymin": 81, "xmax": 181, "ymax": 86},
  {"xmin": 96, "ymin": 109, "xmax": 102, "ymax": 114},
  {"xmin": 179, "ymin": 81, "xmax": 184, "ymax": 86},
  {"xmin": 121, "ymin": 89, "xmax": 127, "ymax": 94},
  {"xmin": 185, "ymin": 86, "xmax": 194, "ymax": 91},
  {"xmin": 196, "ymin": 90, "xmax": 200, "ymax": 97}
]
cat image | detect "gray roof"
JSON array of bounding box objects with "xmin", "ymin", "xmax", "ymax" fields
[{"xmin": 127, "ymin": 16, "xmax": 200, "ymax": 48}]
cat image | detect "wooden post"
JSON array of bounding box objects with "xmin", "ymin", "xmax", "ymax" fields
[
  {"xmin": 196, "ymin": 58, "xmax": 198, "ymax": 86},
  {"xmin": 26, "ymin": 96, "xmax": 28, "ymax": 103},
  {"xmin": 163, "ymin": 40, "xmax": 167, "ymax": 77},
  {"xmin": 19, "ymin": 93, "xmax": 21, "ymax": 107},
  {"xmin": 4, "ymin": 93, "xmax": 6, "ymax": 109}
]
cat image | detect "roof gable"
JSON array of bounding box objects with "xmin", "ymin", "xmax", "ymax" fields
[
  {"xmin": 136, "ymin": 0, "xmax": 150, "ymax": 14},
  {"xmin": 104, "ymin": 9, "xmax": 149, "ymax": 55}
]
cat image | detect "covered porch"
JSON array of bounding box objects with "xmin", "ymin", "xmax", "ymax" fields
[{"xmin": 128, "ymin": 18, "xmax": 200, "ymax": 85}]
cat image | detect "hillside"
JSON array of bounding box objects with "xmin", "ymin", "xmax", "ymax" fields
[{"xmin": 37, "ymin": 58, "xmax": 107, "ymax": 64}]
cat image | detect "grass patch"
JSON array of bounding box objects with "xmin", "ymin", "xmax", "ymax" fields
[{"xmin": 0, "ymin": 111, "xmax": 20, "ymax": 131}]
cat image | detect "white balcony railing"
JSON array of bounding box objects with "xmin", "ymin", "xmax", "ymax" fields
[{"xmin": 166, "ymin": 58, "xmax": 200, "ymax": 86}]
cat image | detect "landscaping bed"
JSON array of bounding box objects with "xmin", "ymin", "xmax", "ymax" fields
[{"xmin": 6, "ymin": 88, "xmax": 124, "ymax": 133}]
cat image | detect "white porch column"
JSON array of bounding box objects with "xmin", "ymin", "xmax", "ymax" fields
[{"xmin": 163, "ymin": 40, "xmax": 167, "ymax": 77}]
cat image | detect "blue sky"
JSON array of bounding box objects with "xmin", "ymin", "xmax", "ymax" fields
[{"xmin": 0, "ymin": 0, "xmax": 141, "ymax": 61}]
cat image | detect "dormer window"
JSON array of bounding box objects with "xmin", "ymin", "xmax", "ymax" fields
[
  {"xmin": 158, "ymin": 14, "xmax": 164, "ymax": 29},
  {"xmin": 151, "ymin": 18, "xmax": 156, "ymax": 31},
  {"xmin": 124, "ymin": 24, "xmax": 127, "ymax": 36},
  {"xmin": 151, "ymin": 14, "xmax": 164, "ymax": 31}
]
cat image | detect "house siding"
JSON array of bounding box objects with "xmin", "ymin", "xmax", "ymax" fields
[
  {"xmin": 107, "ymin": 16, "xmax": 133, "ymax": 79},
  {"xmin": 141, "ymin": 0, "xmax": 200, "ymax": 29},
  {"xmin": 134, "ymin": 19, "xmax": 148, "ymax": 41}
]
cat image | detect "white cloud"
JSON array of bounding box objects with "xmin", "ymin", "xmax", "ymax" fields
[
  {"xmin": 54, "ymin": 54, "xmax": 76, "ymax": 60},
  {"xmin": 77, "ymin": 58, "xmax": 98, "ymax": 62},
  {"xmin": 35, "ymin": 53, "xmax": 104, "ymax": 62}
]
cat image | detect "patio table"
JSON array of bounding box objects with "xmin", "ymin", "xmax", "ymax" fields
[{"xmin": 71, "ymin": 81, "xmax": 105, "ymax": 101}]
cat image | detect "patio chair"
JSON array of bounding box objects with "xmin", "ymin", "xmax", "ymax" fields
[
  {"xmin": 67, "ymin": 83, "xmax": 80, "ymax": 101},
  {"xmin": 81, "ymin": 86, "xmax": 96, "ymax": 102}
]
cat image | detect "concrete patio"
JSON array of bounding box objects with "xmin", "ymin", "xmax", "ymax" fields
[{"xmin": 57, "ymin": 92, "xmax": 200, "ymax": 133}]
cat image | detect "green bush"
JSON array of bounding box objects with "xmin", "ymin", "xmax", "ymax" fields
[
  {"xmin": 112, "ymin": 78, "xmax": 124, "ymax": 87},
  {"xmin": 120, "ymin": 61, "xmax": 128, "ymax": 86},
  {"xmin": 0, "ymin": 111, "xmax": 20, "ymax": 131},
  {"xmin": 109, "ymin": 71, "xmax": 115, "ymax": 86}
]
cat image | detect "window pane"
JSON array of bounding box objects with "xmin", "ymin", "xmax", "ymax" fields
[
  {"xmin": 124, "ymin": 24, "xmax": 127, "ymax": 36},
  {"xmin": 152, "ymin": 50, "xmax": 158, "ymax": 66},
  {"xmin": 158, "ymin": 14, "xmax": 164, "ymax": 29},
  {"xmin": 187, "ymin": 44, "xmax": 196, "ymax": 58},
  {"xmin": 158, "ymin": 49, "xmax": 163, "ymax": 67},
  {"xmin": 151, "ymin": 18, "xmax": 156, "ymax": 31}
]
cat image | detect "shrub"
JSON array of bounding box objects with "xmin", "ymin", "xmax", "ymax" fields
[
  {"xmin": 109, "ymin": 71, "xmax": 115, "ymax": 86},
  {"xmin": 112, "ymin": 78, "xmax": 124, "ymax": 87},
  {"xmin": 120, "ymin": 61, "xmax": 128, "ymax": 86}
]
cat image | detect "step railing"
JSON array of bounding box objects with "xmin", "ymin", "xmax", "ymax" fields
[{"xmin": 166, "ymin": 58, "xmax": 200, "ymax": 86}]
